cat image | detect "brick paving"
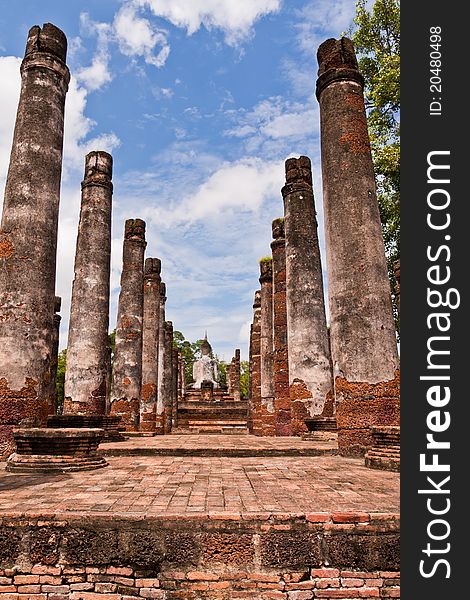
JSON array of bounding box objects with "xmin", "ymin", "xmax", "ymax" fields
[{"xmin": 0, "ymin": 449, "xmax": 399, "ymax": 517}]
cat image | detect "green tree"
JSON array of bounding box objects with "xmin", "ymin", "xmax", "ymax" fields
[
  {"xmin": 172, "ymin": 330, "xmax": 205, "ymax": 384},
  {"xmin": 56, "ymin": 349, "xmax": 67, "ymax": 414},
  {"xmin": 348, "ymin": 0, "xmax": 400, "ymax": 328}
]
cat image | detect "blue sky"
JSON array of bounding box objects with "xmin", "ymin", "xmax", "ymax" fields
[{"xmin": 0, "ymin": 0, "xmax": 358, "ymax": 361}]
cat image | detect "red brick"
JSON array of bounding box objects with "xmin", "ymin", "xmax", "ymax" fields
[
  {"xmin": 248, "ymin": 574, "xmax": 280, "ymax": 583},
  {"xmin": 38, "ymin": 576, "xmax": 62, "ymax": 585},
  {"xmin": 380, "ymin": 590, "xmax": 400, "ymax": 598},
  {"xmin": 305, "ymin": 513, "xmax": 330, "ymax": 523},
  {"xmin": 287, "ymin": 592, "xmax": 313, "ymax": 600},
  {"xmin": 311, "ymin": 569, "xmax": 340, "ymax": 578},
  {"xmin": 315, "ymin": 591, "xmax": 360, "ymax": 598},
  {"xmin": 285, "ymin": 582, "xmax": 315, "ymax": 591},
  {"xmin": 31, "ymin": 567, "xmax": 62, "ymax": 576},
  {"xmin": 341, "ymin": 579, "xmax": 364, "ymax": 588},
  {"xmin": 135, "ymin": 578, "xmax": 160, "ymax": 588},
  {"xmin": 106, "ymin": 567, "xmax": 133, "ymax": 577},
  {"xmin": 187, "ymin": 571, "xmax": 219, "ymax": 581},
  {"xmin": 15, "ymin": 576, "xmax": 40, "ymax": 585},
  {"xmin": 70, "ymin": 594, "xmax": 121, "ymax": 600},
  {"xmin": 70, "ymin": 583, "xmax": 94, "ymax": 591},
  {"xmin": 332, "ymin": 513, "xmax": 369, "ymax": 524},
  {"xmin": 315, "ymin": 578, "xmax": 340, "ymax": 589},
  {"xmin": 94, "ymin": 583, "xmax": 117, "ymax": 593},
  {"xmin": 0, "ymin": 585, "xmax": 16, "ymax": 593},
  {"xmin": 378, "ymin": 572, "xmax": 400, "ymax": 579},
  {"xmin": 0, "ymin": 577, "xmax": 12, "ymax": 585},
  {"xmin": 139, "ymin": 590, "xmax": 165, "ymax": 598},
  {"xmin": 358, "ymin": 590, "xmax": 380, "ymax": 598},
  {"xmin": 208, "ymin": 582, "xmax": 230, "ymax": 589},
  {"xmin": 18, "ymin": 585, "xmax": 42, "ymax": 593},
  {"xmin": 41, "ymin": 585, "xmax": 70, "ymax": 594}
]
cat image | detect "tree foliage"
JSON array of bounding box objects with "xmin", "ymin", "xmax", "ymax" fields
[
  {"xmin": 56, "ymin": 349, "xmax": 67, "ymax": 414},
  {"xmin": 348, "ymin": 0, "xmax": 400, "ymax": 328},
  {"xmin": 172, "ymin": 330, "xmax": 205, "ymax": 384}
]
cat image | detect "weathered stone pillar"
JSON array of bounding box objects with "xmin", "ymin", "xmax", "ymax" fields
[
  {"xmin": 51, "ymin": 297, "xmax": 62, "ymax": 414},
  {"xmin": 232, "ymin": 349, "xmax": 241, "ymax": 403},
  {"xmin": 110, "ymin": 219, "xmax": 146, "ymax": 431},
  {"xmin": 140, "ymin": 257, "xmax": 161, "ymax": 432},
  {"xmin": 247, "ymin": 324, "xmax": 254, "ymax": 431},
  {"xmin": 249, "ymin": 291, "xmax": 262, "ymax": 435},
  {"xmin": 258, "ymin": 259, "xmax": 275, "ymax": 435},
  {"xmin": 175, "ymin": 350, "xmax": 183, "ymax": 427},
  {"xmin": 394, "ymin": 259, "xmax": 400, "ymax": 319},
  {"xmin": 172, "ymin": 348, "xmax": 179, "ymax": 428},
  {"xmin": 0, "ymin": 24, "xmax": 70, "ymax": 456},
  {"xmin": 282, "ymin": 156, "xmax": 333, "ymax": 435},
  {"xmin": 163, "ymin": 321, "xmax": 174, "ymax": 434},
  {"xmin": 155, "ymin": 282, "xmax": 166, "ymax": 434},
  {"xmin": 271, "ymin": 218, "xmax": 291, "ymax": 436},
  {"xmin": 316, "ymin": 38, "xmax": 400, "ymax": 455},
  {"xmin": 64, "ymin": 151, "xmax": 113, "ymax": 416}
]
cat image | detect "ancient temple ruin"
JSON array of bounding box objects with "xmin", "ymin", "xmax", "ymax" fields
[{"xmin": 0, "ymin": 23, "xmax": 400, "ymax": 599}]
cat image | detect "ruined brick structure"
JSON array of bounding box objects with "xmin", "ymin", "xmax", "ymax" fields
[
  {"xmin": 155, "ymin": 282, "xmax": 167, "ymax": 434},
  {"xmin": 271, "ymin": 218, "xmax": 291, "ymax": 436},
  {"xmin": 316, "ymin": 38, "xmax": 400, "ymax": 455},
  {"xmin": 172, "ymin": 347, "xmax": 179, "ymax": 429},
  {"xmin": 249, "ymin": 291, "xmax": 262, "ymax": 435},
  {"xmin": 282, "ymin": 156, "xmax": 334, "ymax": 435},
  {"xmin": 258, "ymin": 259, "xmax": 276, "ymax": 435},
  {"xmin": 64, "ymin": 151, "xmax": 113, "ymax": 417},
  {"xmin": 140, "ymin": 258, "xmax": 162, "ymax": 433},
  {"xmin": 231, "ymin": 349, "xmax": 241, "ymax": 402},
  {"xmin": 0, "ymin": 24, "xmax": 70, "ymax": 457},
  {"xmin": 110, "ymin": 219, "xmax": 146, "ymax": 431}
]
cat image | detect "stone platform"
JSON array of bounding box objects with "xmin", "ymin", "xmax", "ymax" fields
[
  {"xmin": 0, "ymin": 435, "xmax": 399, "ymax": 599},
  {"xmin": 100, "ymin": 434, "xmax": 338, "ymax": 457},
  {"xmin": 175, "ymin": 400, "xmax": 248, "ymax": 434}
]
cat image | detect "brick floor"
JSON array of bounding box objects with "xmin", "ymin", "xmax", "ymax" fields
[{"xmin": 0, "ymin": 453, "xmax": 398, "ymax": 517}]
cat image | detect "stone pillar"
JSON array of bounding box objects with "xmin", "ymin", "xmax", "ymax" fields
[
  {"xmin": 258, "ymin": 259, "xmax": 275, "ymax": 435},
  {"xmin": 316, "ymin": 38, "xmax": 400, "ymax": 455},
  {"xmin": 271, "ymin": 218, "xmax": 291, "ymax": 436},
  {"xmin": 51, "ymin": 297, "xmax": 62, "ymax": 414},
  {"xmin": 394, "ymin": 259, "xmax": 400, "ymax": 319},
  {"xmin": 0, "ymin": 24, "xmax": 70, "ymax": 456},
  {"xmin": 140, "ymin": 257, "xmax": 161, "ymax": 432},
  {"xmin": 172, "ymin": 348, "xmax": 179, "ymax": 428},
  {"xmin": 163, "ymin": 321, "xmax": 174, "ymax": 434},
  {"xmin": 282, "ymin": 156, "xmax": 334, "ymax": 435},
  {"xmin": 232, "ymin": 349, "xmax": 241, "ymax": 403},
  {"xmin": 155, "ymin": 282, "xmax": 166, "ymax": 434},
  {"xmin": 110, "ymin": 219, "xmax": 146, "ymax": 431},
  {"xmin": 176, "ymin": 351, "xmax": 183, "ymax": 427},
  {"xmin": 249, "ymin": 291, "xmax": 262, "ymax": 435},
  {"xmin": 226, "ymin": 363, "xmax": 232, "ymax": 395},
  {"xmin": 64, "ymin": 151, "xmax": 113, "ymax": 416},
  {"xmin": 247, "ymin": 324, "xmax": 254, "ymax": 431}
]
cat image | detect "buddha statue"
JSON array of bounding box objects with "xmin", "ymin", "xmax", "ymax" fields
[{"xmin": 191, "ymin": 333, "xmax": 219, "ymax": 389}]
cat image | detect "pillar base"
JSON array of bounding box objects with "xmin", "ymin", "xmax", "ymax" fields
[
  {"xmin": 48, "ymin": 415, "xmax": 127, "ymax": 441},
  {"xmin": 6, "ymin": 428, "xmax": 108, "ymax": 472},
  {"xmin": 335, "ymin": 372, "xmax": 400, "ymax": 457}
]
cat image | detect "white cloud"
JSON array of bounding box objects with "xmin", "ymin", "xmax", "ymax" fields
[
  {"xmin": 0, "ymin": 56, "xmax": 21, "ymax": 196},
  {"xmin": 294, "ymin": 0, "xmax": 357, "ymax": 56},
  {"xmin": 76, "ymin": 13, "xmax": 113, "ymax": 91},
  {"xmin": 135, "ymin": 0, "xmax": 281, "ymax": 45},
  {"xmin": 63, "ymin": 76, "xmax": 121, "ymax": 176},
  {"xmin": 114, "ymin": 4, "xmax": 170, "ymax": 68}
]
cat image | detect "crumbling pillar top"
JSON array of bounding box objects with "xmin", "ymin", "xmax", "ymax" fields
[
  {"xmin": 144, "ymin": 257, "xmax": 162, "ymax": 278},
  {"xmin": 316, "ymin": 37, "xmax": 364, "ymax": 98}
]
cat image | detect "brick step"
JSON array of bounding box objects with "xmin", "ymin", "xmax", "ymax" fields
[
  {"xmin": 171, "ymin": 426, "xmax": 249, "ymax": 435},
  {"xmin": 177, "ymin": 419, "xmax": 247, "ymax": 427},
  {"xmin": 177, "ymin": 413, "xmax": 248, "ymax": 421}
]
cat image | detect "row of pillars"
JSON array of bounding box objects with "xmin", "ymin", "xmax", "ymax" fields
[
  {"xmin": 0, "ymin": 24, "xmax": 181, "ymax": 456},
  {"xmin": 248, "ymin": 38, "xmax": 400, "ymax": 455}
]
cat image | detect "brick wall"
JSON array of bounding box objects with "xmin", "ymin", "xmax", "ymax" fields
[{"xmin": 0, "ymin": 513, "xmax": 400, "ymax": 599}]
